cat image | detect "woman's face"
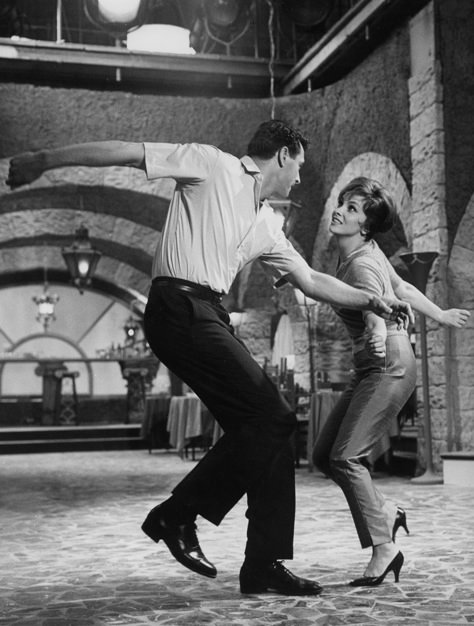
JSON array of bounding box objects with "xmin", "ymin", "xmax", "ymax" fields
[{"xmin": 329, "ymin": 193, "xmax": 367, "ymax": 237}]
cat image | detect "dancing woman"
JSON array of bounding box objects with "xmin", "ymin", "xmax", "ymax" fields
[{"xmin": 312, "ymin": 177, "xmax": 470, "ymax": 586}]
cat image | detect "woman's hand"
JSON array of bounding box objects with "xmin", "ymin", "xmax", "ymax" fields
[
  {"xmin": 439, "ymin": 308, "xmax": 470, "ymax": 328},
  {"xmin": 7, "ymin": 151, "xmax": 46, "ymax": 189},
  {"xmin": 366, "ymin": 333, "xmax": 386, "ymax": 358}
]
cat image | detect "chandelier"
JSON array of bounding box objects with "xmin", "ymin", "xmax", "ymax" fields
[{"xmin": 33, "ymin": 265, "xmax": 59, "ymax": 333}]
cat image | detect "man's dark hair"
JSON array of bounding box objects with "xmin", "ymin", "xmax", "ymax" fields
[
  {"xmin": 247, "ymin": 119, "xmax": 308, "ymax": 159},
  {"xmin": 338, "ymin": 176, "xmax": 396, "ymax": 240}
]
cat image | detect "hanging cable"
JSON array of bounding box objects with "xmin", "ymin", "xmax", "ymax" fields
[{"xmin": 265, "ymin": 0, "xmax": 276, "ymax": 119}]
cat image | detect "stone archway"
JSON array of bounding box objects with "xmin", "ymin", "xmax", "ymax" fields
[
  {"xmin": 0, "ymin": 155, "xmax": 174, "ymax": 298},
  {"xmin": 312, "ymin": 152, "xmax": 412, "ymax": 272},
  {"xmin": 445, "ymin": 192, "xmax": 474, "ymax": 451}
]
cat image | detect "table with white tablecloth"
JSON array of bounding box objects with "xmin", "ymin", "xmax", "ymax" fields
[{"xmin": 166, "ymin": 394, "xmax": 222, "ymax": 458}]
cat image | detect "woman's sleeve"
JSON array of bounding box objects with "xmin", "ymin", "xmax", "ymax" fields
[{"xmin": 345, "ymin": 258, "xmax": 386, "ymax": 297}]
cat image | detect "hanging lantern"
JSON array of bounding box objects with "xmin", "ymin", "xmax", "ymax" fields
[{"xmin": 62, "ymin": 225, "xmax": 101, "ymax": 294}]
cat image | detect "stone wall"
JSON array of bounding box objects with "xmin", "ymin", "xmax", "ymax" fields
[
  {"xmin": 0, "ymin": 23, "xmax": 413, "ymax": 398},
  {"xmin": 1, "ymin": 4, "xmax": 472, "ymax": 469}
]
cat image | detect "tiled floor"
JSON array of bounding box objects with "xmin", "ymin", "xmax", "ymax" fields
[{"xmin": 1, "ymin": 449, "xmax": 473, "ymax": 625}]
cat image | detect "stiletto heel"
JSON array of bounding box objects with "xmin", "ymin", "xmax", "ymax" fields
[
  {"xmin": 349, "ymin": 551, "xmax": 404, "ymax": 587},
  {"xmin": 392, "ymin": 507, "xmax": 409, "ymax": 542},
  {"xmin": 392, "ymin": 552, "xmax": 403, "ymax": 583}
]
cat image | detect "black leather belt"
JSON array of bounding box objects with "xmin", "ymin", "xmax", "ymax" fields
[{"xmin": 152, "ymin": 277, "xmax": 224, "ymax": 305}]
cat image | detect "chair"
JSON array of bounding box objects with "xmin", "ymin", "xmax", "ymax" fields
[{"xmin": 55, "ymin": 370, "xmax": 80, "ymax": 425}]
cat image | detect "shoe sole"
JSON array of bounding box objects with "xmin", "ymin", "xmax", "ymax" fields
[
  {"xmin": 142, "ymin": 517, "xmax": 217, "ymax": 579},
  {"xmin": 240, "ymin": 585, "xmax": 322, "ymax": 595}
]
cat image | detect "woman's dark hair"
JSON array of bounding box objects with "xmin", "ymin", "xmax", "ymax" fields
[
  {"xmin": 338, "ymin": 176, "xmax": 396, "ymax": 240},
  {"xmin": 247, "ymin": 119, "xmax": 308, "ymax": 159}
]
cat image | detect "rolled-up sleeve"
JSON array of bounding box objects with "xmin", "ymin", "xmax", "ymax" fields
[{"xmin": 143, "ymin": 142, "xmax": 218, "ymax": 182}]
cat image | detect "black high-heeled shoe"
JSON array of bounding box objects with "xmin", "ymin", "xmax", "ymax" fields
[
  {"xmin": 392, "ymin": 507, "xmax": 409, "ymax": 542},
  {"xmin": 349, "ymin": 551, "xmax": 404, "ymax": 587}
]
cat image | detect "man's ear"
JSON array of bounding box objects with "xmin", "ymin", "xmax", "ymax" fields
[{"xmin": 277, "ymin": 146, "xmax": 288, "ymax": 167}]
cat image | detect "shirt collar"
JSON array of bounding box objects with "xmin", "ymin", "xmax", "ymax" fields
[{"xmin": 240, "ymin": 155, "xmax": 261, "ymax": 176}]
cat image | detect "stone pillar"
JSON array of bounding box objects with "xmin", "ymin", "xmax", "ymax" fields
[{"xmin": 408, "ymin": 1, "xmax": 449, "ymax": 471}]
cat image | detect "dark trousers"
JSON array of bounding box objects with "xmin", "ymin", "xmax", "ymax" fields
[{"xmin": 144, "ymin": 281, "xmax": 297, "ymax": 561}]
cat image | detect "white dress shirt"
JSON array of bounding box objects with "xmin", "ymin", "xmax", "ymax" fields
[{"xmin": 144, "ymin": 142, "xmax": 308, "ymax": 294}]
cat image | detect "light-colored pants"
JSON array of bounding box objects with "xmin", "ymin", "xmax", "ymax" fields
[{"xmin": 312, "ymin": 332, "xmax": 416, "ymax": 548}]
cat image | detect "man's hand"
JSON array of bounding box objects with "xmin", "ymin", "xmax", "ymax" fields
[
  {"xmin": 368, "ymin": 294, "xmax": 414, "ymax": 328},
  {"xmin": 366, "ymin": 333, "xmax": 386, "ymax": 358},
  {"xmin": 6, "ymin": 151, "xmax": 46, "ymax": 189}
]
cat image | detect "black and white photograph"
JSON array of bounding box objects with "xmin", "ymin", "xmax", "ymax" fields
[{"xmin": 0, "ymin": 1, "xmax": 473, "ymax": 624}]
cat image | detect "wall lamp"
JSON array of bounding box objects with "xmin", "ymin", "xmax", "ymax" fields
[{"xmin": 123, "ymin": 315, "xmax": 141, "ymax": 343}]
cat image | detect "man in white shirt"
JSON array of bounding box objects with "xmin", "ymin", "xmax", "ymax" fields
[{"xmin": 7, "ymin": 120, "xmax": 413, "ymax": 595}]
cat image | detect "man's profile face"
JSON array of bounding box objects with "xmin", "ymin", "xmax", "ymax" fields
[{"xmin": 274, "ymin": 144, "xmax": 304, "ymax": 199}]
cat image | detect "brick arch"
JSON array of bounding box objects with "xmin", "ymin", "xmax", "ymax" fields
[
  {"xmin": 0, "ymin": 246, "xmax": 150, "ymax": 296},
  {"xmin": 0, "ymin": 157, "xmax": 171, "ymax": 297},
  {"xmin": 0, "ymin": 158, "xmax": 175, "ymax": 205},
  {"xmin": 1, "ymin": 185, "xmax": 170, "ymax": 231},
  {"xmin": 0, "ymin": 209, "xmax": 157, "ymax": 297},
  {"xmin": 312, "ymin": 152, "xmax": 412, "ymax": 272},
  {"xmin": 0, "ymin": 209, "xmax": 159, "ymax": 257},
  {"xmin": 1, "ymin": 235, "xmax": 152, "ymax": 275}
]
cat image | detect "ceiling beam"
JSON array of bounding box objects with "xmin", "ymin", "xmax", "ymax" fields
[
  {"xmin": 281, "ymin": 0, "xmax": 429, "ymax": 95},
  {"xmin": 0, "ymin": 38, "xmax": 290, "ymax": 78},
  {"xmin": 0, "ymin": 37, "xmax": 291, "ymax": 97}
]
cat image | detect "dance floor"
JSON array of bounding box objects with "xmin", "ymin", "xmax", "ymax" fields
[{"xmin": 1, "ymin": 449, "xmax": 473, "ymax": 625}]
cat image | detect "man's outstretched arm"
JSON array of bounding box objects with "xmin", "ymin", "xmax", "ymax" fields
[
  {"xmin": 7, "ymin": 141, "xmax": 146, "ymax": 189},
  {"xmin": 285, "ymin": 266, "xmax": 414, "ymax": 325}
]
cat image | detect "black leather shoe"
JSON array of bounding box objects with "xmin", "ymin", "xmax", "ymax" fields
[
  {"xmin": 239, "ymin": 560, "xmax": 322, "ymax": 595},
  {"xmin": 141, "ymin": 504, "xmax": 217, "ymax": 578}
]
